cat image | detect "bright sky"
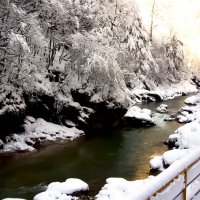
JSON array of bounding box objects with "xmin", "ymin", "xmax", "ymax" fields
[{"xmin": 135, "ymin": 0, "xmax": 200, "ymax": 67}]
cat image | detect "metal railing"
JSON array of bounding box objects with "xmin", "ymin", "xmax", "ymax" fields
[{"xmin": 132, "ymin": 148, "xmax": 200, "ymax": 200}]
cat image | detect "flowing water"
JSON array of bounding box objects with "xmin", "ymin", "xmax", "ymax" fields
[{"xmin": 0, "ymin": 96, "xmax": 188, "ymax": 199}]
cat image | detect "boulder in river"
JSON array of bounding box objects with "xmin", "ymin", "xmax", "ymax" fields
[
  {"xmin": 34, "ymin": 178, "xmax": 89, "ymax": 200},
  {"xmin": 123, "ymin": 106, "xmax": 155, "ymax": 127},
  {"xmin": 156, "ymin": 104, "xmax": 168, "ymax": 113}
]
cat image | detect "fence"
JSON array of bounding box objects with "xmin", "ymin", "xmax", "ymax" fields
[{"xmin": 132, "ymin": 148, "xmax": 200, "ymax": 200}]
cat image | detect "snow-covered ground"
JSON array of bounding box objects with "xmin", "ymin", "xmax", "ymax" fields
[
  {"xmin": 1, "ymin": 117, "xmax": 84, "ymax": 153},
  {"xmin": 167, "ymin": 94, "xmax": 200, "ymax": 150},
  {"xmin": 150, "ymin": 94, "xmax": 200, "ymax": 171},
  {"xmin": 131, "ymin": 81, "xmax": 198, "ymax": 103},
  {"xmin": 96, "ymin": 148, "xmax": 200, "ymax": 200}
]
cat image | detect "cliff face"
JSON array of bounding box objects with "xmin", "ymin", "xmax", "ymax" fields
[{"xmin": 0, "ymin": 0, "xmax": 195, "ymax": 135}]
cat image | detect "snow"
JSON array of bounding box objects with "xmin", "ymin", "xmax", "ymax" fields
[
  {"xmin": 150, "ymin": 156, "xmax": 164, "ymax": 171},
  {"xmin": 177, "ymin": 113, "xmax": 196, "ymax": 123},
  {"xmin": 131, "ymin": 81, "xmax": 198, "ymax": 102},
  {"xmin": 96, "ymin": 148, "xmax": 200, "ymax": 200},
  {"xmin": 134, "ymin": 148, "xmax": 200, "ymax": 200},
  {"xmin": 10, "ymin": 31, "xmax": 30, "ymax": 53},
  {"xmin": 152, "ymin": 94, "xmax": 200, "ymax": 170},
  {"xmin": 96, "ymin": 94, "xmax": 200, "ymax": 199},
  {"xmin": 156, "ymin": 104, "xmax": 168, "ymax": 113},
  {"xmin": 176, "ymin": 104, "xmax": 198, "ymax": 123},
  {"xmin": 65, "ymin": 120, "xmax": 76, "ymax": 127},
  {"xmin": 96, "ymin": 177, "xmax": 155, "ymax": 200},
  {"xmin": 168, "ymin": 96, "xmax": 200, "ymax": 149},
  {"xmin": 0, "ymin": 139, "xmax": 3, "ymax": 146},
  {"xmin": 184, "ymin": 94, "xmax": 200, "ymax": 105},
  {"xmin": 124, "ymin": 106, "xmax": 155, "ymax": 125},
  {"xmin": 1, "ymin": 117, "xmax": 84, "ymax": 153},
  {"xmin": 169, "ymin": 120, "xmax": 200, "ymax": 149},
  {"xmin": 162, "ymin": 149, "xmax": 191, "ymax": 165},
  {"xmin": 47, "ymin": 178, "xmax": 89, "ymax": 194},
  {"xmin": 2, "ymin": 199, "xmax": 26, "ymax": 200},
  {"xmin": 34, "ymin": 178, "xmax": 88, "ymax": 200},
  {"xmin": 150, "ymin": 149, "xmax": 191, "ymax": 171},
  {"xmin": 34, "ymin": 191, "xmax": 76, "ymax": 200},
  {"xmin": 3, "ymin": 140, "xmax": 35, "ymax": 152},
  {"xmin": 150, "ymin": 93, "xmax": 200, "ymax": 186}
]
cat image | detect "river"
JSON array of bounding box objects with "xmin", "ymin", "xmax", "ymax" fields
[{"xmin": 0, "ymin": 96, "xmax": 188, "ymax": 199}]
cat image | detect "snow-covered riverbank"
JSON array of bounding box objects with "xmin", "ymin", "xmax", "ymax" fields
[
  {"xmin": 0, "ymin": 117, "xmax": 84, "ymax": 153},
  {"xmin": 1, "ymin": 79, "xmax": 197, "ymax": 153},
  {"xmin": 1, "ymin": 91, "xmax": 200, "ymax": 199},
  {"xmin": 96, "ymin": 93, "xmax": 200, "ymax": 200}
]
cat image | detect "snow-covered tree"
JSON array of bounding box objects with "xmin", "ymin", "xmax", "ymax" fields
[{"xmin": 0, "ymin": 0, "xmax": 189, "ymax": 122}]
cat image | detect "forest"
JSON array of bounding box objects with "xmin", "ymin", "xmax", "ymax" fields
[{"xmin": 0, "ymin": 0, "xmax": 200, "ymax": 199}]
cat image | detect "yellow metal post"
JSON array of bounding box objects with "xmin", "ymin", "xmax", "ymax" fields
[{"xmin": 183, "ymin": 170, "xmax": 187, "ymax": 200}]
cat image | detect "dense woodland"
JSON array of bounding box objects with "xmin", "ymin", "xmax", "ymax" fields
[{"xmin": 0, "ymin": 0, "xmax": 193, "ymax": 135}]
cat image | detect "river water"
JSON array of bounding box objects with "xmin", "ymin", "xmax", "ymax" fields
[{"xmin": 0, "ymin": 96, "xmax": 187, "ymax": 199}]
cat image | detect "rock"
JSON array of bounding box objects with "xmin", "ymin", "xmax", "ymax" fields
[
  {"xmin": 156, "ymin": 104, "xmax": 168, "ymax": 113},
  {"xmin": 71, "ymin": 90, "xmax": 128, "ymax": 132},
  {"xmin": 33, "ymin": 139, "xmax": 40, "ymax": 149},
  {"xmin": 0, "ymin": 139, "xmax": 4, "ymax": 149},
  {"xmin": 64, "ymin": 120, "xmax": 76, "ymax": 128},
  {"xmin": 25, "ymin": 116, "xmax": 36, "ymax": 123},
  {"xmin": 164, "ymin": 115, "xmax": 176, "ymax": 121},
  {"xmin": 166, "ymin": 134, "xmax": 179, "ymax": 148},
  {"xmin": 184, "ymin": 95, "xmax": 200, "ymax": 105},
  {"xmin": 150, "ymin": 156, "xmax": 164, "ymax": 171},
  {"xmin": 192, "ymin": 75, "xmax": 200, "ymax": 88},
  {"xmin": 34, "ymin": 178, "xmax": 89, "ymax": 200},
  {"xmin": 87, "ymin": 104, "xmax": 127, "ymax": 131},
  {"xmin": 162, "ymin": 149, "xmax": 189, "ymax": 166},
  {"xmin": 0, "ymin": 85, "xmax": 26, "ymax": 136},
  {"xmin": 123, "ymin": 106, "xmax": 155, "ymax": 127}
]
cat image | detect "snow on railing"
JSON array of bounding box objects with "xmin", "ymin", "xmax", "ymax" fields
[{"xmin": 132, "ymin": 148, "xmax": 200, "ymax": 200}]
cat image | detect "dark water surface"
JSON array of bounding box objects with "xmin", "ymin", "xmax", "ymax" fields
[{"xmin": 0, "ymin": 96, "xmax": 187, "ymax": 199}]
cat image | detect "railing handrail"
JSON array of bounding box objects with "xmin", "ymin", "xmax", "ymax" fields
[{"xmin": 131, "ymin": 148, "xmax": 200, "ymax": 200}]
